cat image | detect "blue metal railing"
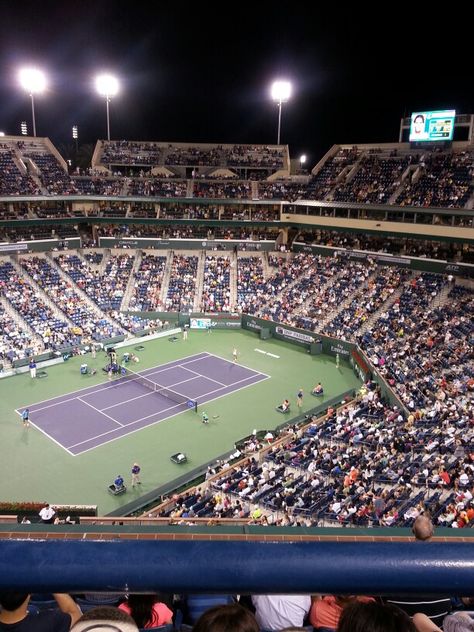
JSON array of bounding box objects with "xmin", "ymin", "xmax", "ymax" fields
[{"xmin": 1, "ymin": 541, "xmax": 473, "ymax": 594}]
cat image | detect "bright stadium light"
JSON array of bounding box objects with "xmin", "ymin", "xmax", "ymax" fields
[
  {"xmin": 18, "ymin": 67, "xmax": 47, "ymax": 137},
  {"xmin": 300, "ymin": 154, "xmax": 307, "ymax": 171},
  {"xmin": 271, "ymin": 80, "xmax": 292, "ymax": 145},
  {"xmin": 95, "ymin": 73, "xmax": 120, "ymax": 141}
]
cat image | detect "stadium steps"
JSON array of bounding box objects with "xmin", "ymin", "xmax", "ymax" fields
[
  {"xmin": 0, "ymin": 294, "xmax": 43, "ymax": 353},
  {"xmin": 192, "ymin": 250, "xmax": 207, "ymax": 311},
  {"xmin": 428, "ymin": 282, "xmax": 452, "ymax": 310},
  {"xmin": 358, "ymin": 280, "xmax": 411, "ymax": 335},
  {"xmin": 159, "ymin": 250, "xmax": 175, "ymax": 308},
  {"xmin": 186, "ymin": 179, "xmax": 194, "ymax": 198},
  {"xmin": 293, "ymin": 264, "xmax": 347, "ymax": 318},
  {"xmin": 120, "ymin": 250, "xmax": 142, "ymax": 311},
  {"xmin": 388, "ymin": 165, "xmax": 416, "ymax": 204},
  {"xmin": 10, "ymin": 255, "xmax": 77, "ymax": 330},
  {"xmin": 46, "ymin": 253, "xmax": 126, "ymax": 333},
  {"xmin": 314, "ymin": 268, "xmax": 379, "ymax": 333},
  {"xmin": 229, "ymin": 251, "xmax": 238, "ymax": 308}
]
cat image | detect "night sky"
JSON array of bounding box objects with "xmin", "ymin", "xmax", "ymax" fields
[{"xmin": 0, "ymin": 1, "xmax": 471, "ymax": 166}]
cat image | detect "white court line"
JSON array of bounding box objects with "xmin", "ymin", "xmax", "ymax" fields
[
  {"xmin": 77, "ymin": 396, "xmax": 124, "ymax": 427},
  {"xmin": 67, "ymin": 399, "xmax": 184, "ymax": 450},
  {"xmin": 101, "ymin": 375, "xmax": 200, "ymax": 412},
  {"xmin": 69, "ymin": 372, "xmax": 271, "ymax": 457},
  {"xmin": 14, "ymin": 409, "xmax": 75, "ymax": 456},
  {"xmin": 179, "ymin": 365, "xmax": 227, "ymax": 387},
  {"xmin": 17, "ymin": 351, "xmax": 212, "ymax": 411},
  {"xmin": 20, "ymin": 351, "xmax": 269, "ymax": 457},
  {"xmin": 206, "ymin": 351, "xmax": 271, "ymax": 379},
  {"xmin": 254, "ymin": 348, "xmax": 280, "ymax": 359}
]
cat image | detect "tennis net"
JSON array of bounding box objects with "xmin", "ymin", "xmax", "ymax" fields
[{"xmin": 122, "ymin": 367, "xmax": 197, "ymax": 412}]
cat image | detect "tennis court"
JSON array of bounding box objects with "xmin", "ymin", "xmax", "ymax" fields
[{"xmin": 16, "ymin": 352, "xmax": 269, "ymax": 455}]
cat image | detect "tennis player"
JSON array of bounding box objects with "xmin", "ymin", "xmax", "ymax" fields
[
  {"xmin": 232, "ymin": 347, "xmax": 238, "ymax": 362},
  {"xmin": 21, "ymin": 408, "xmax": 30, "ymax": 428},
  {"xmin": 202, "ymin": 412, "xmax": 209, "ymax": 424}
]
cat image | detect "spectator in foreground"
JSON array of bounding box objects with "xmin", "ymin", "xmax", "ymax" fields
[
  {"xmin": 338, "ymin": 601, "xmax": 416, "ymax": 632},
  {"xmin": 0, "ymin": 592, "xmax": 81, "ymax": 631},
  {"xmin": 72, "ymin": 606, "xmax": 138, "ymax": 632},
  {"xmin": 412, "ymin": 515, "xmax": 434, "ymax": 541},
  {"xmin": 252, "ymin": 594, "xmax": 311, "ymax": 631},
  {"xmin": 193, "ymin": 604, "xmax": 259, "ymax": 632},
  {"xmin": 118, "ymin": 594, "xmax": 173, "ymax": 629},
  {"xmin": 310, "ymin": 595, "xmax": 375, "ymax": 632}
]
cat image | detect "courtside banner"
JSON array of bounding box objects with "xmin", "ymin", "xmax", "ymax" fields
[{"xmin": 242, "ymin": 314, "xmax": 355, "ymax": 355}]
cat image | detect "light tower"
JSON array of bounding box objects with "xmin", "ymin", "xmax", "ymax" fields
[
  {"xmin": 18, "ymin": 67, "xmax": 47, "ymax": 137},
  {"xmin": 95, "ymin": 74, "xmax": 119, "ymax": 141},
  {"xmin": 271, "ymin": 80, "xmax": 292, "ymax": 145}
]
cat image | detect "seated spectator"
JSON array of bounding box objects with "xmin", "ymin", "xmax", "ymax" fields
[
  {"xmin": 338, "ymin": 601, "xmax": 416, "ymax": 632},
  {"xmin": 193, "ymin": 604, "xmax": 258, "ymax": 632},
  {"xmin": 312, "ymin": 382, "xmax": 324, "ymax": 395},
  {"xmin": 114, "ymin": 475, "xmax": 125, "ymax": 491},
  {"xmin": 277, "ymin": 399, "xmax": 291, "ymax": 413},
  {"xmin": 72, "ymin": 606, "xmax": 138, "ymax": 632},
  {"xmin": 310, "ymin": 595, "xmax": 375, "ymax": 632},
  {"xmin": 0, "ymin": 591, "xmax": 81, "ymax": 631},
  {"xmin": 252, "ymin": 594, "xmax": 311, "ymax": 631},
  {"xmin": 118, "ymin": 594, "xmax": 173, "ymax": 629}
]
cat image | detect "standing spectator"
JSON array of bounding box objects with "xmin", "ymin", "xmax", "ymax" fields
[
  {"xmin": 131, "ymin": 463, "xmax": 141, "ymax": 487},
  {"xmin": 296, "ymin": 388, "xmax": 304, "ymax": 410},
  {"xmin": 29, "ymin": 358, "xmax": 36, "ymax": 379},
  {"xmin": 0, "ymin": 592, "xmax": 81, "ymax": 632},
  {"xmin": 39, "ymin": 503, "xmax": 56, "ymax": 524}
]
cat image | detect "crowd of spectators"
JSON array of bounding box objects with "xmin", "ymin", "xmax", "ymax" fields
[
  {"xmin": 0, "ymin": 149, "xmax": 40, "ymax": 196},
  {"xmin": 0, "ymin": 260, "xmax": 80, "ymax": 354},
  {"xmin": 396, "ymin": 152, "xmax": 474, "ymax": 209},
  {"xmin": 331, "ymin": 155, "xmax": 411, "ymax": 204},
  {"xmin": 128, "ymin": 178, "xmax": 187, "ymax": 197},
  {"xmin": 165, "ymin": 255, "xmax": 198, "ymax": 311},
  {"xmin": 129, "ymin": 254, "xmax": 167, "ymax": 311},
  {"xmin": 295, "ymin": 230, "xmax": 466, "ymax": 261},
  {"xmin": 194, "ymin": 181, "xmax": 252, "ymax": 199},
  {"xmin": 19, "ymin": 256, "xmax": 124, "ymax": 342},
  {"xmin": 322, "ymin": 267, "xmax": 413, "ymax": 340},
  {"xmin": 258, "ymin": 180, "xmax": 306, "ymax": 201},
  {"xmin": 202, "ymin": 256, "xmax": 232, "ymax": 312}
]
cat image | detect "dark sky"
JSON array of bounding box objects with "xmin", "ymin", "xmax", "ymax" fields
[{"xmin": 0, "ymin": 1, "xmax": 471, "ymax": 166}]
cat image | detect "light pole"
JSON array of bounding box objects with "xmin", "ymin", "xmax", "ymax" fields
[
  {"xmin": 95, "ymin": 74, "xmax": 119, "ymax": 141},
  {"xmin": 300, "ymin": 154, "xmax": 307, "ymax": 172},
  {"xmin": 18, "ymin": 68, "xmax": 47, "ymax": 137},
  {"xmin": 271, "ymin": 80, "xmax": 292, "ymax": 145}
]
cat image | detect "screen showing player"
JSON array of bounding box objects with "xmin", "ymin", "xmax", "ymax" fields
[{"xmin": 409, "ymin": 110, "xmax": 456, "ymax": 142}]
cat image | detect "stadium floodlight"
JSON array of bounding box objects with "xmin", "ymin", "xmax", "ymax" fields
[
  {"xmin": 271, "ymin": 80, "xmax": 292, "ymax": 145},
  {"xmin": 0, "ymin": 132, "xmax": 5, "ymax": 137},
  {"xmin": 20, "ymin": 121, "xmax": 28, "ymax": 136},
  {"xmin": 18, "ymin": 67, "xmax": 47, "ymax": 137},
  {"xmin": 300, "ymin": 154, "xmax": 307, "ymax": 171},
  {"xmin": 72, "ymin": 125, "xmax": 78, "ymax": 152},
  {"xmin": 95, "ymin": 73, "xmax": 119, "ymax": 141}
]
